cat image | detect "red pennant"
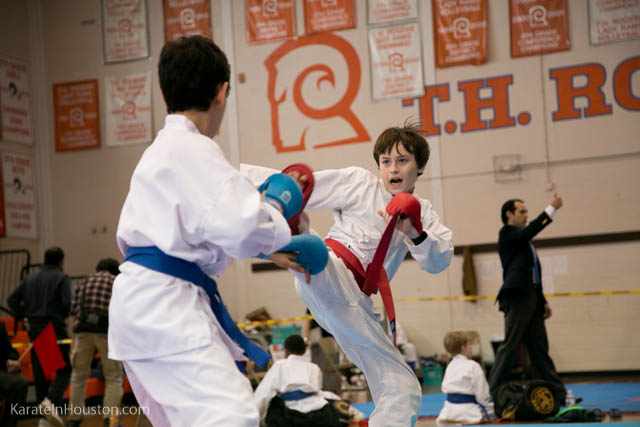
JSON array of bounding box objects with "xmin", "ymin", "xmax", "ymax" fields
[{"xmin": 33, "ymin": 322, "xmax": 65, "ymax": 380}]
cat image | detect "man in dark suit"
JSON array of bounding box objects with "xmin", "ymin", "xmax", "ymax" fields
[{"xmin": 489, "ymin": 194, "xmax": 566, "ymax": 400}]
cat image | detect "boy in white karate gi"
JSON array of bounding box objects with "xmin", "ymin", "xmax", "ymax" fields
[
  {"xmin": 109, "ymin": 35, "xmax": 309, "ymax": 427},
  {"xmin": 437, "ymin": 331, "xmax": 494, "ymax": 425},
  {"xmin": 253, "ymin": 334, "xmax": 349, "ymax": 426},
  {"xmin": 242, "ymin": 124, "xmax": 454, "ymax": 426}
]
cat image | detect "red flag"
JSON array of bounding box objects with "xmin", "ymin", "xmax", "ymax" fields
[{"xmin": 33, "ymin": 322, "xmax": 65, "ymax": 380}]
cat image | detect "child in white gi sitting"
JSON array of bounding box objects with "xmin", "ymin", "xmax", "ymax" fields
[
  {"xmin": 437, "ymin": 331, "xmax": 495, "ymax": 425},
  {"xmin": 253, "ymin": 334, "xmax": 349, "ymax": 427}
]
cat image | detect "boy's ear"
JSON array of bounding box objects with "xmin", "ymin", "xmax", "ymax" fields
[{"xmin": 213, "ymin": 82, "xmax": 229, "ymax": 106}]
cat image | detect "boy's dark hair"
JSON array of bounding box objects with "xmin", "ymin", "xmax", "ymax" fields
[
  {"xmin": 44, "ymin": 246, "xmax": 64, "ymax": 267},
  {"xmin": 501, "ymin": 199, "xmax": 524, "ymax": 224},
  {"xmin": 158, "ymin": 35, "xmax": 230, "ymax": 113},
  {"xmin": 96, "ymin": 258, "xmax": 120, "ymax": 276},
  {"xmin": 284, "ymin": 334, "xmax": 306, "ymax": 356},
  {"xmin": 373, "ymin": 121, "xmax": 430, "ymax": 175},
  {"xmin": 443, "ymin": 331, "xmax": 468, "ymax": 355}
]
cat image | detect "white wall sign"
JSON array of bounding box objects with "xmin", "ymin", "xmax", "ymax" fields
[
  {"xmin": 1, "ymin": 152, "xmax": 37, "ymax": 239},
  {"xmin": 0, "ymin": 55, "xmax": 32, "ymax": 145},
  {"xmin": 105, "ymin": 71, "xmax": 152, "ymax": 146}
]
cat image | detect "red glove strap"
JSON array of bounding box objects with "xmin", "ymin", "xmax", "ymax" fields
[{"xmin": 282, "ymin": 163, "xmax": 315, "ymax": 235}]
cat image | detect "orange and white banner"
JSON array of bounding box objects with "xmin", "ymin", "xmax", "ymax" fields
[
  {"xmin": 369, "ymin": 22, "xmax": 424, "ymax": 101},
  {"xmin": 102, "ymin": 0, "xmax": 149, "ymax": 63},
  {"xmin": 433, "ymin": 0, "xmax": 487, "ymax": 68},
  {"xmin": 246, "ymin": 0, "xmax": 296, "ymax": 44},
  {"xmin": 589, "ymin": 0, "xmax": 640, "ymax": 45},
  {"xmin": 0, "ymin": 55, "xmax": 32, "ymax": 145},
  {"xmin": 304, "ymin": 0, "xmax": 356, "ymax": 34},
  {"xmin": 53, "ymin": 80, "xmax": 100, "ymax": 152},
  {"xmin": 1, "ymin": 152, "xmax": 37, "ymax": 239},
  {"xmin": 163, "ymin": 0, "xmax": 211, "ymax": 41},
  {"xmin": 105, "ymin": 72, "xmax": 152, "ymax": 146},
  {"xmin": 510, "ymin": 0, "xmax": 569, "ymax": 57},
  {"xmin": 367, "ymin": 0, "xmax": 418, "ymax": 25}
]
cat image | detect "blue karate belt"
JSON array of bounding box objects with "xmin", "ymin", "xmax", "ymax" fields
[
  {"xmin": 124, "ymin": 246, "xmax": 270, "ymax": 368},
  {"xmin": 280, "ymin": 390, "xmax": 316, "ymax": 401},
  {"xmin": 446, "ymin": 393, "xmax": 490, "ymax": 421}
]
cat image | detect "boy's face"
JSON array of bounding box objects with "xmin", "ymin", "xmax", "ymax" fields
[
  {"xmin": 461, "ymin": 342, "xmax": 473, "ymax": 358},
  {"xmin": 378, "ymin": 142, "xmax": 424, "ymax": 195}
]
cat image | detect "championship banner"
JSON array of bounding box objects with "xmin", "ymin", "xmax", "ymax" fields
[
  {"xmin": 367, "ymin": 0, "xmax": 418, "ymax": 25},
  {"xmin": 304, "ymin": 0, "xmax": 356, "ymax": 34},
  {"xmin": 246, "ymin": 0, "xmax": 296, "ymax": 44},
  {"xmin": 589, "ymin": 0, "xmax": 640, "ymax": 45},
  {"xmin": 510, "ymin": 0, "xmax": 570, "ymax": 58},
  {"xmin": 1, "ymin": 152, "xmax": 37, "ymax": 239},
  {"xmin": 53, "ymin": 80, "xmax": 100, "ymax": 152},
  {"xmin": 369, "ymin": 22, "xmax": 424, "ymax": 101},
  {"xmin": 0, "ymin": 55, "xmax": 32, "ymax": 145},
  {"xmin": 101, "ymin": 0, "xmax": 150, "ymax": 64},
  {"xmin": 163, "ymin": 0, "xmax": 212, "ymax": 41},
  {"xmin": 432, "ymin": 0, "xmax": 487, "ymax": 68},
  {"xmin": 105, "ymin": 71, "xmax": 152, "ymax": 146}
]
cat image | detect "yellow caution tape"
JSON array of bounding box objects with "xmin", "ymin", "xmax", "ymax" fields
[{"xmin": 11, "ymin": 290, "xmax": 638, "ymax": 347}]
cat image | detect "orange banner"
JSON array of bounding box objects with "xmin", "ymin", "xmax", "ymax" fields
[
  {"xmin": 510, "ymin": 0, "xmax": 570, "ymax": 58},
  {"xmin": 304, "ymin": 0, "xmax": 356, "ymax": 34},
  {"xmin": 433, "ymin": 0, "xmax": 487, "ymax": 68},
  {"xmin": 163, "ymin": 0, "xmax": 212, "ymax": 41},
  {"xmin": 53, "ymin": 80, "xmax": 100, "ymax": 152},
  {"xmin": 246, "ymin": 0, "xmax": 296, "ymax": 44}
]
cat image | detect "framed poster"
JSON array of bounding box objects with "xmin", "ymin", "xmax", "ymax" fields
[
  {"xmin": 53, "ymin": 79, "xmax": 100, "ymax": 152},
  {"xmin": 163, "ymin": 0, "xmax": 212, "ymax": 41},
  {"xmin": 588, "ymin": 0, "xmax": 640, "ymax": 45},
  {"xmin": 102, "ymin": 0, "xmax": 150, "ymax": 64},
  {"xmin": 369, "ymin": 22, "xmax": 425, "ymax": 100},
  {"xmin": 432, "ymin": 0, "xmax": 487, "ymax": 67},
  {"xmin": 0, "ymin": 55, "xmax": 32, "ymax": 145},
  {"xmin": 367, "ymin": 0, "xmax": 418, "ymax": 25},
  {"xmin": 246, "ymin": 0, "xmax": 296, "ymax": 44},
  {"xmin": 105, "ymin": 71, "xmax": 152, "ymax": 146},
  {"xmin": 510, "ymin": 0, "xmax": 570, "ymax": 58},
  {"xmin": 304, "ymin": 0, "xmax": 356, "ymax": 34},
  {"xmin": 1, "ymin": 152, "xmax": 37, "ymax": 239}
]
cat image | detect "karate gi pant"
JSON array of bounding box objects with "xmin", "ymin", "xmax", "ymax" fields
[
  {"xmin": 293, "ymin": 251, "xmax": 421, "ymax": 427},
  {"xmin": 122, "ymin": 329, "xmax": 259, "ymax": 427}
]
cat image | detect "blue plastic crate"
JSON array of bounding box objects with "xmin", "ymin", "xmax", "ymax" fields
[
  {"xmin": 421, "ymin": 365, "xmax": 443, "ymax": 385},
  {"xmin": 271, "ymin": 325, "xmax": 301, "ymax": 345}
]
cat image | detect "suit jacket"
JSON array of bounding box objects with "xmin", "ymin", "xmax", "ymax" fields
[{"xmin": 497, "ymin": 211, "xmax": 551, "ymax": 304}]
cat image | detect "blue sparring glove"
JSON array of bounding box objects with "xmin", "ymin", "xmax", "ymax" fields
[
  {"xmin": 258, "ymin": 173, "xmax": 303, "ymax": 220},
  {"xmin": 277, "ymin": 234, "xmax": 329, "ymax": 275}
]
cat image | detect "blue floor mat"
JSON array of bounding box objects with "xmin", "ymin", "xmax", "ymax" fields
[{"xmin": 351, "ymin": 382, "xmax": 640, "ymax": 419}]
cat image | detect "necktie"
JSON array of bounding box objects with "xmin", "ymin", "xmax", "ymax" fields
[{"xmin": 528, "ymin": 241, "xmax": 541, "ymax": 284}]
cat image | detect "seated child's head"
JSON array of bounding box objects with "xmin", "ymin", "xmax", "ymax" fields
[
  {"xmin": 158, "ymin": 35, "xmax": 230, "ymax": 116},
  {"xmin": 373, "ymin": 121, "xmax": 430, "ymax": 195},
  {"xmin": 284, "ymin": 334, "xmax": 306, "ymax": 357},
  {"xmin": 443, "ymin": 331, "xmax": 473, "ymax": 358}
]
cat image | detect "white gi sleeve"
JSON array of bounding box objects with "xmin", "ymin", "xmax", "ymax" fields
[
  {"xmin": 253, "ymin": 361, "xmax": 282, "ymax": 423},
  {"xmin": 202, "ymin": 172, "xmax": 291, "ymax": 257},
  {"xmin": 405, "ymin": 200, "xmax": 453, "ymax": 274}
]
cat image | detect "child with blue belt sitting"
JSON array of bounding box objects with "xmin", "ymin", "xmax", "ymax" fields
[
  {"xmin": 253, "ymin": 334, "xmax": 350, "ymax": 427},
  {"xmin": 437, "ymin": 331, "xmax": 495, "ymax": 425}
]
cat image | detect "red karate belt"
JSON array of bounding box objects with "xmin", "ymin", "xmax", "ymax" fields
[
  {"xmin": 326, "ymin": 193, "xmax": 423, "ymax": 345},
  {"xmin": 282, "ymin": 163, "xmax": 314, "ymax": 235}
]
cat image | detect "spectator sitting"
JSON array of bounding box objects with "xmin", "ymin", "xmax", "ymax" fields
[
  {"xmin": 67, "ymin": 258, "xmax": 123, "ymax": 427},
  {"xmin": 437, "ymin": 331, "xmax": 494, "ymax": 425},
  {"xmin": 253, "ymin": 334, "xmax": 350, "ymax": 427},
  {"xmin": 0, "ymin": 323, "xmax": 29, "ymax": 427}
]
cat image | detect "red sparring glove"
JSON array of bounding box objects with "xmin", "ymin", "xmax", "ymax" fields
[
  {"xmin": 386, "ymin": 193, "xmax": 423, "ymax": 236},
  {"xmin": 282, "ymin": 163, "xmax": 315, "ymax": 235}
]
